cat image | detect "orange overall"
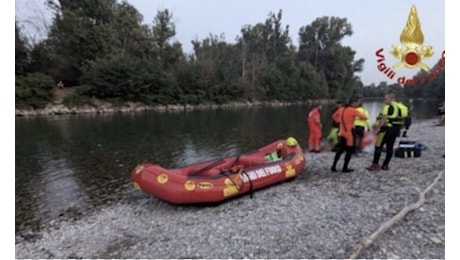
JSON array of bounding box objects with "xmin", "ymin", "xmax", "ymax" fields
[
  {"xmin": 307, "ymin": 107, "xmax": 322, "ymax": 152},
  {"xmin": 332, "ymin": 107, "xmax": 368, "ymax": 147}
]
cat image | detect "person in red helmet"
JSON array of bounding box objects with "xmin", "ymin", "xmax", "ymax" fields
[
  {"xmin": 331, "ymin": 96, "xmax": 368, "ymax": 172},
  {"xmin": 307, "ymin": 103, "xmax": 322, "ymax": 153}
]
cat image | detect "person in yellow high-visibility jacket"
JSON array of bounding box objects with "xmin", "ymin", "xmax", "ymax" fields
[
  {"xmin": 366, "ymin": 93, "xmax": 404, "ymax": 171},
  {"xmin": 326, "ymin": 101, "xmax": 343, "ymax": 151},
  {"xmin": 354, "ymin": 102, "xmax": 371, "ymax": 153}
]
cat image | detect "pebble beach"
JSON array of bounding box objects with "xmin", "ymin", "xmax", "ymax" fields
[{"xmin": 15, "ymin": 118, "xmax": 445, "ymax": 259}]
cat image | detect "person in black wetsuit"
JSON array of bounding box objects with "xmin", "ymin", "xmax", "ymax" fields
[{"xmin": 366, "ymin": 93, "xmax": 403, "ymax": 171}]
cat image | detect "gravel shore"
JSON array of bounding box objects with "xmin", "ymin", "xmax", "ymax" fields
[{"xmin": 15, "ymin": 119, "xmax": 445, "ymax": 259}]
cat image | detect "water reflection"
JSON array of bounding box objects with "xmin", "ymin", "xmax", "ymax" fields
[
  {"xmin": 36, "ymin": 149, "xmax": 89, "ymax": 220},
  {"xmin": 364, "ymin": 101, "xmax": 383, "ymax": 124},
  {"xmin": 174, "ymin": 137, "xmax": 239, "ymax": 166}
]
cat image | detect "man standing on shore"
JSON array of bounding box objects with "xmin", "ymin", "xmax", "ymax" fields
[
  {"xmin": 307, "ymin": 103, "xmax": 322, "ymax": 153},
  {"xmin": 354, "ymin": 101, "xmax": 371, "ymax": 153},
  {"xmin": 366, "ymin": 93, "xmax": 403, "ymax": 171},
  {"xmin": 331, "ymin": 96, "xmax": 368, "ymax": 172},
  {"xmin": 399, "ymin": 99, "xmax": 413, "ymax": 137}
]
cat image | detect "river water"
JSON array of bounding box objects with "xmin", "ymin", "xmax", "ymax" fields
[{"xmin": 15, "ymin": 100, "xmax": 441, "ymax": 233}]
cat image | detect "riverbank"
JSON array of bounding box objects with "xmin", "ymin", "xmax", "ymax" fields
[
  {"xmin": 15, "ymin": 89, "xmax": 334, "ymax": 117},
  {"xmin": 15, "ymin": 119, "xmax": 445, "ymax": 259}
]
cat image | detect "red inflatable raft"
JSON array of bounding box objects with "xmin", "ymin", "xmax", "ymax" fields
[{"xmin": 131, "ymin": 137, "xmax": 305, "ymax": 204}]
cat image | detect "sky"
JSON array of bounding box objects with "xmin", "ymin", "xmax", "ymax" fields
[
  {"xmin": 14, "ymin": 0, "xmax": 445, "ymax": 86},
  {"xmin": 8, "ymin": 0, "xmax": 456, "ymax": 259}
]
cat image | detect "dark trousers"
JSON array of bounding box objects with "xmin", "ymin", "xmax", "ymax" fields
[
  {"xmin": 332, "ymin": 137, "xmax": 354, "ymax": 171},
  {"xmin": 401, "ymin": 117, "xmax": 412, "ymax": 137},
  {"xmin": 373, "ymin": 126, "xmax": 400, "ymax": 167},
  {"xmin": 354, "ymin": 126, "xmax": 365, "ymax": 152}
]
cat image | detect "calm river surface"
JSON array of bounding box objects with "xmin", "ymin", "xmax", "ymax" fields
[{"xmin": 15, "ymin": 100, "xmax": 441, "ymax": 233}]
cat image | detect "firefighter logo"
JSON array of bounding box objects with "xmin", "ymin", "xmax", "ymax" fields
[{"xmin": 390, "ymin": 5, "xmax": 434, "ymax": 71}]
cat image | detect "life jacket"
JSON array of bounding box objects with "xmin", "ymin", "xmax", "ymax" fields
[
  {"xmin": 354, "ymin": 107, "xmax": 370, "ymax": 128},
  {"xmin": 396, "ymin": 102, "xmax": 408, "ymax": 118},
  {"xmin": 264, "ymin": 151, "xmax": 281, "ymax": 161},
  {"xmin": 386, "ymin": 102, "xmax": 405, "ymax": 126}
]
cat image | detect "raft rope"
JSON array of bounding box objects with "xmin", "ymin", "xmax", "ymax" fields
[
  {"xmin": 241, "ymin": 170, "xmax": 254, "ymax": 199},
  {"xmin": 222, "ymin": 164, "xmax": 254, "ymax": 199}
]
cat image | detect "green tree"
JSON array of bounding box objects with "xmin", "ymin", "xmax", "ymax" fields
[
  {"xmin": 149, "ymin": 9, "xmax": 184, "ymax": 102},
  {"xmin": 15, "ymin": 21, "xmax": 29, "ymax": 76},
  {"xmin": 16, "ymin": 73, "xmax": 55, "ymax": 109},
  {"xmin": 297, "ymin": 62, "xmax": 329, "ymax": 99},
  {"xmin": 44, "ymin": 0, "xmax": 119, "ymax": 85},
  {"xmin": 112, "ymin": 2, "xmax": 154, "ymax": 58},
  {"xmin": 190, "ymin": 34, "xmax": 242, "ymax": 103},
  {"xmin": 298, "ymin": 16, "xmax": 363, "ymax": 99},
  {"xmin": 403, "ymin": 56, "xmax": 445, "ymax": 99},
  {"xmin": 151, "ymin": 9, "xmax": 184, "ymax": 69},
  {"xmin": 238, "ymin": 10, "xmax": 292, "ymax": 100}
]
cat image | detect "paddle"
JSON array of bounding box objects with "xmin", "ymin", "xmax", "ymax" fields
[
  {"xmin": 188, "ymin": 148, "xmax": 260, "ymax": 177},
  {"xmin": 188, "ymin": 159, "xmax": 226, "ymax": 177}
]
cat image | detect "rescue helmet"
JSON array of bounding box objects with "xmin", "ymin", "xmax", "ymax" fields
[{"xmin": 286, "ymin": 137, "xmax": 298, "ymax": 147}]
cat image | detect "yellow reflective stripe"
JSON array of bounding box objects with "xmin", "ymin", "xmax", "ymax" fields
[
  {"xmin": 355, "ymin": 107, "xmax": 371, "ymax": 127},
  {"xmin": 402, "ymin": 150, "xmax": 415, "ymax": 157},
  {"xmin": 375, "ymin": 132, "xmax": 385, "ymax": 147},
  {"xmin": 355, "ymin": 121, "xmax": 367, "ymax": 127}
]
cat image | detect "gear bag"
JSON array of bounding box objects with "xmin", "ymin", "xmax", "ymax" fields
[{"xmin": 394, "ymin": 140, "xmax": 423, "ymax": 158}]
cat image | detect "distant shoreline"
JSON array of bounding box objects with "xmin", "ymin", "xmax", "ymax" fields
[
  {"xmin": 15, "ymin": 99, "xmax": 336, "ymax": 117},
  {"xmin": 16, "ymin": 96, "xmax": 443, "ymax": 117}
]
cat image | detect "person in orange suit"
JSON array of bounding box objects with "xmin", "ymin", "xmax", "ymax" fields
[
  {"xmin": 307, "ymin": 103, "xmax": 322, "ymax": 153},
  {"xmin": 331, "ymin": 96, "xmax": 368, "ymax": 172}
]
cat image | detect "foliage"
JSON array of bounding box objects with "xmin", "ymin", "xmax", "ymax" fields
[
  {"xmin": 298, "ymin": 17, "xmax": 362, "ymax": 99},
  {"xmin": 15, "ymin": 22, "xmax": 29, "ymax": 76},
  {"xmin": 81, "ymin": 54, "xmax": 155, "ymax": 100},
  {"xmin": 362, "ymin": 56, "xmax": 445, "ymax": 100},
  {"xmin": 402, "ymin": 57, "xmax": 445, "ymax": 99},
  {"xmin": 15, "ymin": 73, "xmax": 55, "ymax": 109},
  {"xmin": 62, "ymin": 86, "xmax": 92, "ymax": 107},
  {"xmin": 15, "ymin": 3, "xmax": 444, "ymax": 109},
  {"xmin": 362, "ymin": 81, "xmax": 404, "ymax": 99}
]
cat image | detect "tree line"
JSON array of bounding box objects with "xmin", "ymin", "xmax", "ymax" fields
[{"xmin": 15, "ymin": 0, "xmax": 444, "ymax": 109}]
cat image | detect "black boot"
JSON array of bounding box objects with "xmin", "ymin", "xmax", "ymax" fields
[
  {"xmin": 342, "ymin": 150, "xmax": 354, "ymax": 172},
  {"xmin": 331, "ymin": 149, "xmax": 343, "ymax": 172}
]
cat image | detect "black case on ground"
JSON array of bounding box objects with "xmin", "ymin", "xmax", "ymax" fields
[
  {"xmin": 395, "ymin": 147, "xmax": 421, "ymax": 158},
  {"xmin": 394, "ymin": 141, "xmax": 422, "ymax": 158}
]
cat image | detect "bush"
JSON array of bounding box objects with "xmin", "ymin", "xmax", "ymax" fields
[
  {"xmin": 62, "ymin": 85, "xmax": 92, "ymax": 107},
  {"xmin": 15, "ymin": 73, "xmax": 55, "ymax": 109},
  {"xmin": 81, "ymin": 54, "xmax": 158, "ymax": 101}
]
